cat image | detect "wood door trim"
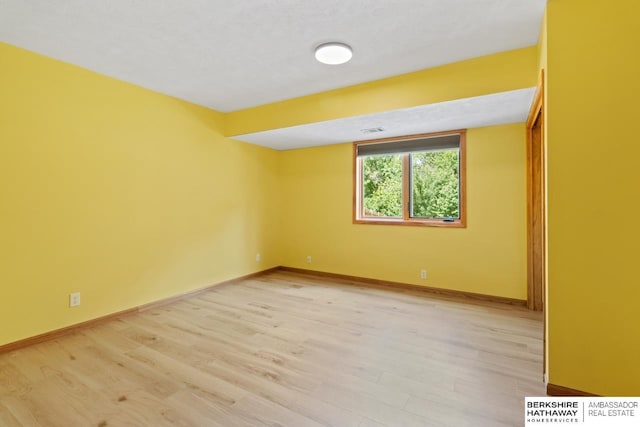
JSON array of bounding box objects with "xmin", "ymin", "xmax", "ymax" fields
[
  {"xmin": 527, "ymin": 70, "xmax": 545, "ymax": 127},
  {"xmin": 526, "ymin": 69, "xmax": 545, "ymax": 311}
]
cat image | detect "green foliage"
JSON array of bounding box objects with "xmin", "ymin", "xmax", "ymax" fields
[
  {"xmin": 362, "ymin": 150, "xmax": 459, "ymax": 219},
  {"xmin": 411, "ymin": 150, "xmax": 459, "ymax": 218},
  {"xmin": 362, "ymin": 154, "xmax": 402, "ymax": 217}
]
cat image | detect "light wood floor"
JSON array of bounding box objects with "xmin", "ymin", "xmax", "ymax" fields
[{"xmin": 0, "ymin": 271, "xmax": 544, "ymax": 427}]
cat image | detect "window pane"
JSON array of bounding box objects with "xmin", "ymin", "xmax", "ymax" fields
[
  {"xmin": 411, "ymin": 149, "xmax": 459, "ymax": 219},
  {"xmin": 362, "ymin": 154, "xmax": 402, "ymax": 218}
]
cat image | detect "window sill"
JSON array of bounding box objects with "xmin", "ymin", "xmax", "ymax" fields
[{"xmin": 353, "ymin": 218, "xmax": 466, "ymax": 228}]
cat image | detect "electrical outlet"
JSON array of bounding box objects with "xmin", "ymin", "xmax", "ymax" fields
[
  {"xmin": 420, "ymin": 269, "xmax": 427, "ymax": 279},
  {"xmin": 306, "ymin": 256, "xmax": 312, "ymax": 264},
  {"xmin": 69, "ymin": 292, "xmax": 81, "ymax": 307},
  {"xmin": 256, "ymin": 253, "xmax": 261, "ymax": 262}
]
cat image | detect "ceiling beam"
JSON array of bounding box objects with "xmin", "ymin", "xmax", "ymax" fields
[{"xmin": 225, "ymin": 46, "xmax": 537, "ymax": 136}]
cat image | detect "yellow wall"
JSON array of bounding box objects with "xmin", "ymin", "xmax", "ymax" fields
[
  {"xmin": 226, "ymin": 47, "xmax": 538, "ymax": 136},
  {"xmin": 546, "ymin": 0, "xmax": 640, "ymax": 395},
  {"xmin": 0, "ymin": 43, "xmax": 280, "ymax": 346},
  {"xmin": 279, "ymin": 124, "xmax": 527, "ymax": 299}
]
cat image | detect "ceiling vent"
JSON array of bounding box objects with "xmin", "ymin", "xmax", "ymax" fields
[{"xmin": 360, "ymin": 127, "xmax": 385, "ymax": 134}]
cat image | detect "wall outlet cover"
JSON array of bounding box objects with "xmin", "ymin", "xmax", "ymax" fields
[{"xmin": 69, "ymin": 292, "xmax": 81, "ymax": 307}]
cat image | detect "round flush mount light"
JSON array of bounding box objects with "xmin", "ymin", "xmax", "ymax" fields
[{"xmin": 314, "ymin": 42, "xmax": 353, "ymax": 65}]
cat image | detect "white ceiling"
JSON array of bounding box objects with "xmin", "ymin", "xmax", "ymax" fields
[
  {"xmin": 0, "ymin": 0, "xmax": 547, "ymax": 112},
  {"xmin": 234, "ymin": 88, "xmax": 536, "ymax": 150}
]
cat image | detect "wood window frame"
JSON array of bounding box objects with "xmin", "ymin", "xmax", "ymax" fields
[{"xmin": 352, "ymin": 130, "xmax": 467, "ymax": 228}]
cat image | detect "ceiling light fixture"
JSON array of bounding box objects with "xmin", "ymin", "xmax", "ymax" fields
[{"xmin": 314, "ymin": 42, "xmax": 353, "ymax": 65}]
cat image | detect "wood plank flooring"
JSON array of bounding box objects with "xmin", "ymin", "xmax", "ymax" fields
[{"xmin": 0, "ymin": 271, "xmax": 545, "ymax": 426}]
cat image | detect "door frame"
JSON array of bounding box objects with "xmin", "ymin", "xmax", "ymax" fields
[
  {"xmin": 526, "ymin": 70, "xmax": 546, "ymax": 312},
  {"xmin": 526, "ymin": 69, "xmax": 546, "ymax": 378}
]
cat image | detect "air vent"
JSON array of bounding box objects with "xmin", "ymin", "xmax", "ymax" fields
[{"xmin": 360, "ymin": 127, "xmax": 385, "ymax": 134}]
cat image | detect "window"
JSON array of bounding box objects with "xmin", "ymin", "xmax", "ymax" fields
[{"xmin": 353, "ymin": 130, "xmax": 466, "ymax": 227}]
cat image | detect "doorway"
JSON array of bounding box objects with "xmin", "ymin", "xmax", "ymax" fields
[
  {"xmin": 527, "ymin": 111, "xmax": 545, "ymax": 311},
  {"xmin": 527, "ymin": 72, "xmax": 545, "ymax": 313},
  {"xmin": 526, "ymin": 72, "xmax": 546, "ymax": 379}
]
